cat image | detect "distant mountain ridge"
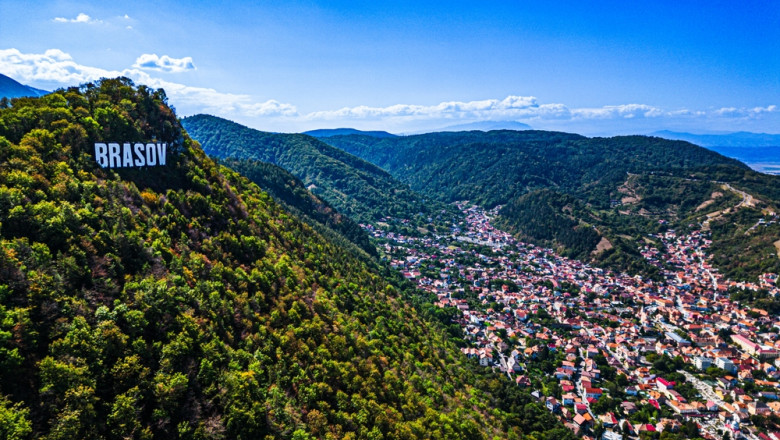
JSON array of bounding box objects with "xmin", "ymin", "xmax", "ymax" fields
[
  {"xmin": 303, "ymin": 127, "xmax": 397, "ymax": 138},
  {"xmin": 0, "ymin": 73, "xmax": 48, "ymax": 99},
  {"xmin": 653, "ymin": 130, "xmax": 780, "ymax": 147},
  {"xmin": 436, "ymin": 120, "xmax": 532, "ymax": 132}
]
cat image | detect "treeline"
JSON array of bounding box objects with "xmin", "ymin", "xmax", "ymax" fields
[
  {"xmin": 322, "ymin": 132, "xmax": 747, "ymax": 208},
  {"xmin": 709, "ymin": 208, "xmax": 780, "ymax": 280},
  {"xmin": 220, "ymin": 158, "xmax": 377, "ymax": 259},
  {"xmin": 496, "ymin": 189, "xmax": 600, "ymax": 260}
]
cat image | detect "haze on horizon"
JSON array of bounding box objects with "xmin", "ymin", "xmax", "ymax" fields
[{"xmin": 0, "ymin": 0, "xmax": 778, "ymax": 136}]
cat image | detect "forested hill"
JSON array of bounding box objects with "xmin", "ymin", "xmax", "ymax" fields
[
  {"xmin": 181, "ymin": 114, "xmax": 433, "ymax": 223},
  {"xmin": 322, "ymin": 131, "xmax": 748, "ymax": 206},
  {"xmin": 219, "ymin": 158, "xmax": 377, "ymax": 258},
  {"xmin": 0, "ymin": 79, "xmax": 573, "ymax": 439},
  {"xmin": 322, "ymin": 131, "xmax": 780, "ymax": 280}
]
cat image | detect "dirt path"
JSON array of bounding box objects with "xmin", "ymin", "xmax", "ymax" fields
[
  {"xmin": 695, "ymin": 191, "xmax": 723, "ymax": 212},
  {"xmin": 618, "ymin": 175, "xmax": 640, "ymax": 205},
  {"xmin": 591, "ymin": 236, "xmax": 613, "ymax": 255},
  {"xmin": 701, "ymin": 184, "xmax": 760, "ymax": 230}
]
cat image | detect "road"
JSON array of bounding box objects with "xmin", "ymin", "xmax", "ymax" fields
[
  {"xmin": 677, "ymin": 370, "xmax": 763, "ymax": 440},
  {"xmin": 495, "ymin": 344, "xmax": 513, "ymax": 380},
  {"xmin": 699, "ymin": 182, "xmax": 757, "ymax": 231},
  {"xmin": 678, "ymin": 370, "xmax": 723, "ymax": 408},
  {"xmin": 723, "ymin": 183, "xmax": 754, "ymax": 209}
]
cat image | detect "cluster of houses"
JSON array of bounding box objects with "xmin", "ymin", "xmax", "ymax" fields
[{"xmin": 363, "ymin": 204, "xmax": 780, "ymax": 439}]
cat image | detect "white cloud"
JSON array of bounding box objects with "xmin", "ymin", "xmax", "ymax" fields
[
  {"xmin": 0, "ymin": 48, "xmax": 776, "ymax": 133},
  {"xmin": 715, "ymin": 105, "xmax": 778, "ymax": 118},
  {"xmin": 305, "ymin": 95, "xmax": 547, "ymax": 121},
  {"xmin": 243, "ymin": 100, "xmax": 298, "ymax": 117},
  {"xmin": 304, "ymin": 98, "xmax": 660, "ymax": 122},
  {"xmin": 667, "ymin": 109, "xmax": 704, "ymax": 117},
  {"xmin": 0, "ymin": 48, "xmax": 297, "ymax": 118},
  {"xmin": 133, "ymin": 54, "xmax": 196, "ymax": 73},
  {"xmin": 0, "ymin": 48, "xmax": 118, "ymax": 84},
  {"xmin": 53, "ymin": 13, "xmax": 101, "ymax": 24},
  {"xmin": 303, "ymin": 98, "xmax": 778, "ymax": 127},
  {"xmin": 571, "ymin": 104, "xmax": 664, "ymax": 120}
]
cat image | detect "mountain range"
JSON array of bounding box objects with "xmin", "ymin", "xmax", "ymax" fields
[
  {"xmin": 182, "ymin": 114, "xmax": 438, "ymax": 224},
  {"xmin": 301, "ymin": 121, "xmax": 533, "ymax": 138},
  {"xmin": 302, "ymin": 128, "xmax": 397, "ymax": 138},
  {"xmin": 184, "ymin": 116, "xmax": 780, "ymax": 281},
  {"xmin": 0, "ymin": 73, "xmax": 48, "ymax": 100},
  {"xmin": 435, "ymin": 120, "xmax": 532, "ymax": 132}
]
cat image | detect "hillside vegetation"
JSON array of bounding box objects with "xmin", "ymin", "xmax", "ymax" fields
[
  {"xmin": 322, "ymin": 131, "xmax": 780, "ymax": 280},
  {"xmin": 0, "ymin": 79, "xmax": 573, "ymax": 440},
  {"xmin": 181, "ymin": 115, "xmax": 434, "ymax": 223},
  {"xmin": 219, "ymin": 158, "xmax": 376, "ymax": 258}
]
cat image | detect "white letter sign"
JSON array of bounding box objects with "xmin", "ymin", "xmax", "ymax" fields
[{"xmin": 94, "ymin": 142, "xmax": 168, "ymax": 168}]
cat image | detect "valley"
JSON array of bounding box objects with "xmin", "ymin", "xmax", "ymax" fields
[
  {"xmin": 321, "ymin": 132, "xmax": 780, "ymax": 282},
  {"xmin": 367, "ymin": 202, "xmax": 780, "ymax": 439},
  {"xmin": 0, "ymin": 81, "xmax": 571, "ymax": 440},
  {"xmin": 181, "ymin": 113, "xmax": 780, "ymax": 439},
  {"xmin": 2, "ymin": 81, "xmax": 780, "ymax": 440}
]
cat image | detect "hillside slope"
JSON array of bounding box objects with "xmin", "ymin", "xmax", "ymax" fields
[
  {"xmin": 0, "ymin": 79, "xmax": 572, "ymax": 439},
  {"xmin": 181, "ymin": 115, "xmax": 433, "ymax": 223},
  {"xmin": 219, "ymin": 158, "xmax": 377, "ymax": 258},
  {"xmin": 0, "ymin": 73, "xmax": 48, "ymax": 99},
  {"xmin": 322, "ymin": 131, "xmax": 780, "ymax": 280}
]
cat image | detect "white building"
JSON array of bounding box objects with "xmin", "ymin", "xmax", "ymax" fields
[
  {"xmin": 694, "ymin": 356, "xmax": 712, "ymax": 370},
  {"xmin": 715, "ymin": 357, "xmax": 737, "ymax": 374}
]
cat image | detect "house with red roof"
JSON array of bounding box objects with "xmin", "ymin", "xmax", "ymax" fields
[
  {"xmin": 585, "ymin": 387, "xmax": 603, "ymax": 400},
  {"xmin": 656, "ymin": 377, "xmax": 675, "ymax": 391}
]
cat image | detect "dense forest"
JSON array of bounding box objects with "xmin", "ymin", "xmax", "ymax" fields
[
  {"xmin": 0, "ymin": 79, "xmax": 575, "ymax": 439},
  {"xmin": 218, "ymin": 158, "xmax": 376, "ymax": 259},
  {"xmin": 322, "ymin": 132, "xmax": 780, "ymax": 280},
  {"xmin": 495, "ymin": 189, "xmax": 601, "ymax": 260},
  {"xmin": 181, "ymin": 115, "xmax": 435, "ymax": 223}
]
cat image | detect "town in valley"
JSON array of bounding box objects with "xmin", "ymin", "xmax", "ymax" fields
[{"xmin": 363, "ymin": 203, "xmax": 780, "ymax": 440}]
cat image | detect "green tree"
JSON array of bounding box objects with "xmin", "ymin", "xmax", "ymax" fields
[{"xmin": 0, "ymin": 395, "xmax": 32, "ymax": 440}]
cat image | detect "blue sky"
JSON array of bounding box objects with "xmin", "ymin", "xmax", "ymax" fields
[{"xmin": 1, "ymin": 0, "xmax": 778, "ymax": 134}]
